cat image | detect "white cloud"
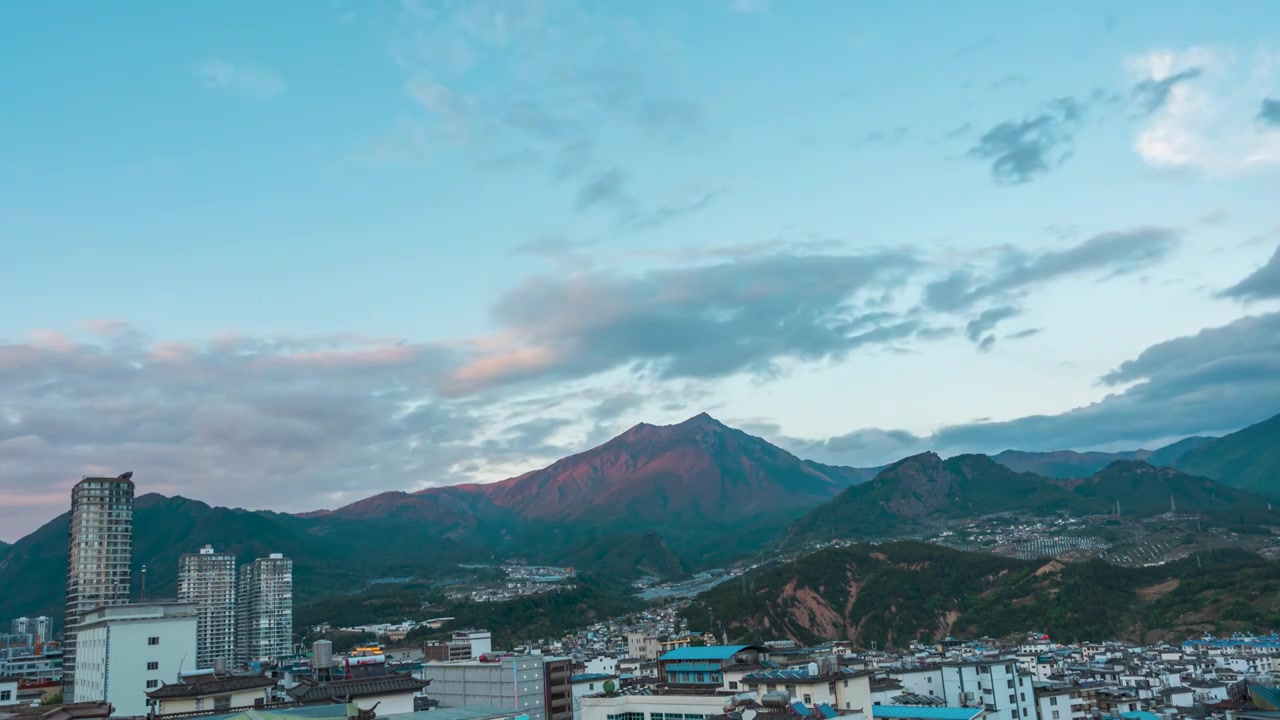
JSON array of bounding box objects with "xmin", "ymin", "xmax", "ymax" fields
[
  {"xmin": 194, "ymin": 58, "xmax": 286, "ymax": 99},
  {"xmin": 1127, "ymin": 47, "xmax": 1280, "ymax": 173}
]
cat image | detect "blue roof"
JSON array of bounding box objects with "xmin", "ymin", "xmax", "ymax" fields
[
  {"xmin": 872, "ymin": 707, "xmax": 986, "ymax": 720},
  {"xmin": 660, "ymin": 645, "xmax": 755, "ymax": 661},
  {"xmin": 572, "ymin": 673, "xmax": 616, "ymax": 683}
]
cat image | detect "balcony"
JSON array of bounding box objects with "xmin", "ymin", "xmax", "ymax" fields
[{"xmin": 665, "ymin": 662, "xmax": 722, "ymax": 673}]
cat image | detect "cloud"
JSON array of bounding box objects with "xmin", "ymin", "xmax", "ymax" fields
[
  {"xmin": 968, "ymin": 97, "xmax": 1086, "ymax": 184},
  {"xmin": 1131, "ymin": 67, "xmax": 1203, "ymax": 115},
  {"xmin": 575, "ymin": 169, "xmax": 629, "ymax": 212},
  {"xmin": 1006, "ymin": 328, "xmax": 1043, "ymax": 341},
  {"xmin": 964, "ymin": 306, "xmax": 1021, "ymax": 351},
  {"xmin": 622, "ymin": 185, "xmax": 725, "ymax": 233},
  {"xmin": 790, "ymin": 311, "xmax": 1280, "ymax": 466},
  {"xmin": 1128, "ymin": 47, "xmax": 1280, "ymax": 172},
  {"xmin": 922, "ymin": 226, "xmax": 1180, "ymax": 311},
  {"xmin": 1219, "ymin": 244, "xmax": 1280, "ymax": 301},
  {"xmin": 193, "ymin": 59, "xmax": 285, "ymax": 99},
  {"xmin": 446, "ymin": 251, "xmax": 926, "ymax": 393},
  {"xmin": 1260, "ymin": 98, "xmax": 1280, "ymax": 127}
]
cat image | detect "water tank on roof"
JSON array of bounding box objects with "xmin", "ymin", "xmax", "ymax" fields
[
  {"xmin": 214, "ymin": 657, "xmax": 227, "ymax": 675},
  {"xmin": 807, "ymin": 662, "xmax": 819, "ymax": 677},
  {"xmin": 312, "ymin": 640, "xmax": 333, "ymax": 669},
  {"xmin": 762, "ymin": 692, "xmax": 790, "ymax": 708}
]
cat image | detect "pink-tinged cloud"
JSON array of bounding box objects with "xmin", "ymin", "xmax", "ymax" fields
[
  {"xmin": 146, "ymin": 341, "xmax": 202, "ymax": 362},
  {"xmin": 28, "ymin": 329, "xmax": 76, "ymax": 351},
  {"xmin": 81, "ymin": 319, "xmax": 133, "ymax": 336},
  {"xmin": 259, "ymin": 344, "xmax": 424, "ymax": 370},
  {"xmin": 449, "ymin": 346, "xmax": 561, "ymax": 391}
]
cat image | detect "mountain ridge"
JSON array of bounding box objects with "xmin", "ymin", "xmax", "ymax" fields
[{"xmin": 1173, "ymin": 411, "xmax": 1280, "ymax": 499}]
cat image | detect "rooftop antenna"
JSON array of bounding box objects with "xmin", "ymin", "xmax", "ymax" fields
[{"xmin": 141, "ymin": 564, "xmax": 147, "ymax": 601}]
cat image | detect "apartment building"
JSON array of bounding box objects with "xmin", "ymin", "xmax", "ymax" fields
[
  {"xmin": 417, "ymin": 656, "xmax": 548, "ymax": 720},
  {"xmin": 71, "ymin": 602, "xmax": 198, "ymax": 717},
  {"xmin": 940, "ymin": 660, "xmax": 1034, "ymax": 720},
  {"xmin": 235, "ymin": 554, "xmax": 293, "ymax": 666},
  {"xmin": 178, "ymin": 545, "xmax": 237, "ymax": 669},
  {"xmin": 11, "ymin": 617, "xmax": 53, "ymax": 645},
  {"xmin": 63, "ymin": 473, "xmax": 135, "ymax": 700}
]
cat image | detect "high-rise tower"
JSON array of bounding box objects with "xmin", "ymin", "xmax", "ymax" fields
[
  {"xmin": 235, "ymin": 554, "xmax": 292, "ymax": 666},
  {"xmin": 178, "ymin": 545, "xmax": 237, "ymax": 669},
  {"xmin": 63, "ymin": 472, "xmax": 135, "ymax": 700}
]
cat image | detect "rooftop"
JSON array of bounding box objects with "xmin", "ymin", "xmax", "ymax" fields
[
  {"xmin": 148, "ymin": 675, "xmax": 278, "ymax": 699},
  {"xmin": 870, "ymin": 706, "xmax": 986, "ymax": 720},
  {"xmin": 286, "ymin": 674, "xmax": 429, "ymax": 703},
  {"xmin": 660, "ymin": 645, "xmax": 759, "ymax": 661}
]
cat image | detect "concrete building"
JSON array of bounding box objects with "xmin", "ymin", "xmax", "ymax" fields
[
  {"xmin": 0, "ymin": 649, "xmax": 63, "ymax": 682},
  {"xmin": 11, "ymin": 618, "xmax": 52, "ymax": 646},
  {"xmin": 542, "ymin": 656, "xmax": 573, "ymax": 720},
  {"xmin": 426, "ymin": 631, "xmax": 495, "ymax": 662},
  {"xmin": 1032, "ymin": 684, "xmax": 1090, "ymax": 720},
  {"xmin": 940, "ymin": 660, "xmax": 1033, "ymax": 720},
  {"xmin": 577, "ymin": 693, "xmax": 729, "ymax": 720},
  {"xmin": 62, "ymin": 473, "xmax": 135, "ymax": 700},
  {"xmin": 739, "ymin": 665, "xmax": 873, "ymax": 714},
  {"xmin": 658, "ymin": 645, "xmax": 766, "ymax": 690},
  {"xmin": 178, "ymin": 545, "xmax": 237, "ymax": 669},
  {"xmin": 145, "ymin": 673, "xmax": 278, "ymax": 715},
  {"xmin": 236, "ymin": 554, "xmax": 293, "ymax": 666},
  {"xmin": 0, "ymin": 677, "xmax": 16, "ymax": 707},
  {"xmin": 417, "ymin": 656, "xmax": 548, "ymax": 720},
  {"xmin": 71, "ymin": 602, "xmax": 198, "ymax": 718}
]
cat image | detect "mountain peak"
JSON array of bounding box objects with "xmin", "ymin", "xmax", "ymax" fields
[{"xmin": 676, "ymin": 411, "xmax": 726, "ymax": 429}]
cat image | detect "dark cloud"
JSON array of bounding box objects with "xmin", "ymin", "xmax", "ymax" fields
[
  {"xmin": 446, "ymin": 251, "xmax": 928, "ymax": 393},
  {"xmin": 1259, "ymin": 98, "xmax": 1280, "ymax": 128},
  {"xmin": 923, "ymin": 227, "xmax": 1179, "ymax": 311},
  {"xmin": 1131, "ymin": 67, "xmax": 1202, "ymax": 115},
  {"xmin": 964, "ymin": 306, "xmax": 1021, "ymax": 351},
  {"xmin": 1006, "ymin": 328, "xmax": 1043, "ymax": 341},
  {"xmin": 968, "ymin": 97, "xmax": 1086, "ymax": 184},
  {"xmin": 1218, "ymin": 245, "xmax": 1280, "ymax": 301},
  {"xmin": 790, "ymin": 312, "xmax": 1280, "ymax": 466},
  {"xmin": 575, "ymin": 168, "xmax": 629, "ymax": 212}
]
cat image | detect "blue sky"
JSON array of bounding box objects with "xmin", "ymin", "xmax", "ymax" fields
[{"xmin": 3, "ymin": 0, "xmax": 1280, "ymax": 539}]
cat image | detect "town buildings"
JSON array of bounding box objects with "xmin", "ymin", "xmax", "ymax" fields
[
  {"xmin": 9, "ymin": 619, "xmax": 52, "ymax": 647},
  {"xmin": 70, "ymin": 601, "xmax": 198, "ymax": 717},
  {"xmin": 417, "ymin": 656, "xmax": 550, "ymax": 720},
  {"xmin": 62, "ymin": 473, "xmax": 135, "ymax": 701},
  {"xmin": 179, "ymin": 545, "xmax": 238, "ymax": 669},
  {"xmin": 235, "ymin": 554, "xmax": 293, "ymax": 666}
]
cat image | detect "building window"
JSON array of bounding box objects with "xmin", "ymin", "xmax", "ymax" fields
[
  {"xmin": 147, "ymin": 661, "xmax": 159, "ymax": 670},
  {"xmin": 214, "ymin": 697, "xmax": 232, "ymax": 711},
  {"xmin": 927, "ymin": 677, "xmax": 933, "ymax": 683},
  {"xmin": 1009, "ymin": 695, "xmax": 1017, "ymax": 704},
  {"xmin": 804, "ymin": 695, "xmax": 812, "ymax": 704},
  {"xmin": 148, "ymin": 637, "xmax": 160, "ymax": 645},
  {"xmin": 1005, "ymin": 665, "xmax": 1014, "ymax": 674},
  {"xmin": 729, "ymin": 682, "xmax": 739, "ymax": 690},
  {"xmin": 1007, "ymin": 680, "xmax": 1014, "ymax": 689},
  {"xmin": 1050, "ymin": 698, "xmax": 1058, "ymax": 706},
  {"xmin": 1053, "ymin": 712, "xmax": 1060, "ymax": 719},
  {"xmin": 0, "ymin": 691, "xmax": 11, "ymax": 701},
  {"xmin": 1022, "ymin": 710, "xmax": 1027, "ymax": 717},
  {"xmin": 146, "ymin": 680, "xmax": 159, "ymax": 689},
  {"xmin": 1021, "ymin": 693, "xmax": 1026, "ymax": 702}
]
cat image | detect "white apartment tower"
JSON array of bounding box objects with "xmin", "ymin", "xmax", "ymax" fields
[
  {"xmin": 235, "ymin": 554, "xmax": 293, "ymax": 666},
  {"xmin": 11, "ymin": 616, "xmax": 53, "ymax": 645},
  {"xmin": 63, "ymin": 472, "xmax": 135, "ymax": 701},
  {"xmin": 178, "ymin": 545, "xmax": 237, "ymax": 669}
]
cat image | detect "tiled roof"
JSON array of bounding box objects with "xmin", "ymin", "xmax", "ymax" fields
[
  {"xmin": 285, "ymin": 673, "xmax": 429, "ymax": 702},
  {"xmin": 148, "ymin": 675, "xmax": 278, "ymax": 699}
]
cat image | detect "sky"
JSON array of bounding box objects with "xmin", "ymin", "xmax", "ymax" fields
[{"xmin": 3, "ymin": 0, "xmax": 1280, "ymax": 540}]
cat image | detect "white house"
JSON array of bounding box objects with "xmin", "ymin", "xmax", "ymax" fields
[
  {"xmin": 940, "ymin": 660, "xmax": 1033, "ymax": 720},
  {"xmin": 0, "ymin": 677, "xmax": 18, "ymax": 707},
  {"xmin": 146, "ymin": 673, "xmax": 278, "ymax": 716},
  {"xmin": 72, "ymin": 602, "xmax": 199, "ymax": 717}
]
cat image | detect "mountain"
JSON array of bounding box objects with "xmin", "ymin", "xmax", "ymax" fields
[
  {"xmin": 565, "ymin": 531, "xmax": 688, "ymax": 582},
  {"xmin": 684, "ymin": 542, "xmax": 1280, "ymax": 648},
  {"xmin": 1147, "ymin": 436, "xmax": 1216, "ymax": 467},
  {"xmin": 1173, "ymin": 412, "xmax": 1280, "ymax": 499},
  {"xmin": 780, "ymin": 453, "xmax": 1269, "ymax": 549},
  {"xmin": 0, "ymin": 413, "xmax": 863, "ymax": 621},
  {"xmin": 0, "ymin": 494, "xmax": 493, "ymax": 623},
  {"xmin": 321, "ymin": 412, "xmax": 863, "ymax": 560},
  {"xmin": 992, "ymin": 449, "xmax": 1148, "ymax": 478}
]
